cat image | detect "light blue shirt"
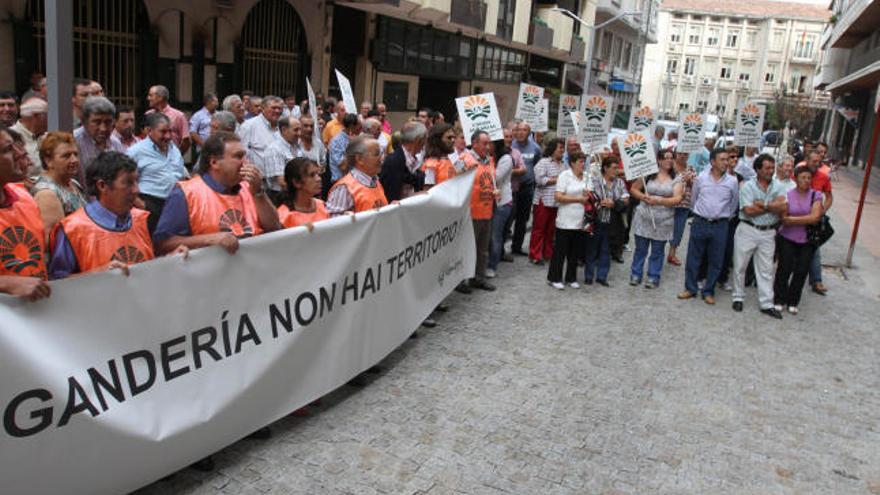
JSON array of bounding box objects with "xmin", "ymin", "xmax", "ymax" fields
[
  {"xmin": 690, "ymin": 168, "xmax": 739, "ymax": 220},
  {"xmin": 127, "ymin": 138, "xmax": 187, "ymax": 199},
  {"xmin": 188, "ymin": 107, "xmax": 214, "ymax": 147},
  {"xmin": 687, "ymin": 147, "xmax": 711, "ymax": 174},
  {"xmin": 329, "ymin": 132, "xmax": 351, "ymax": 182},
  {"xmin": 738, "ymin": 177, "xmax": 788, "ymax": 225}
]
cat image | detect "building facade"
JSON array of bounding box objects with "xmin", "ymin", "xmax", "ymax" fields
[
  {"xmin": 640, "ymin": 0, "xmax": 829, "ymax": 129},
  {"xmin": 815, "ymin": 0, "xmax": 880, "ymax": 168},
  {"xmin": 0, "ymin": 0, "xmax": 623, "ymax": 131}
]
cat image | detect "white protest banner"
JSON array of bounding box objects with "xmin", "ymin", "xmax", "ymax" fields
[
  {"xmin": 334, "ymin": 68, "xmax": 357, "ymax": 116},
  {"xmin": 306, "ymin": 78, "xmax": 323, "ymax": 152},
  {"xmin": 0, "ymin": 173, "xmax": 476, "ymax": 495},
  {"xmin": 618, "ymin": 132, "xmax": 659, "ymax": 181},
  {"xmin": 534, "ymin": 98, "xmax": 550, "ymax": 133},
  {"xmin": 514, "ymin": 83, "xmax": 546, "ymax": 129},
  {"xmin": 734, "ymin": 102, "xmax": 765, "ymax": 148},
  {"xmin": 628, "ymin": 105, "xmax": 656, "ymax": 136},
  {"xmin": 456, "ymin": 93, "xmax": 504, "ymax": 145},
  {"xmin": 677, "ymin": 111, "xmax": 707, "ymax": 153},
  {"xmin": 578, "ymin": 95, "xmax": 614, "ymax": 153},
  {"xmin": 557, "ymin": 94, "xmax": 580, "ymax": 138}
]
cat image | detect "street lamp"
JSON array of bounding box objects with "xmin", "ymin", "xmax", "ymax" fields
[{"xmin": 552, "ymin": 7, "xmax": 642, "ymax": 103}]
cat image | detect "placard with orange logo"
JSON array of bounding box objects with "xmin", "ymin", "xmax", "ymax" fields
[
  {"xmin": 618, "ymin": 132, "xmax": 659, "ymax": 181},
  {"xmin": 627, "ymin": 105, "xmax": 656, "ymax": 136},
  {"xmin": 677, "ymin": 111, "xmax": 707, "ymax": 153},
  {"xmin": 577, "ymin": 95, "xmax": 614, "ymax": 153},
  {"xmin": 557, "ymin": 94, "xmax": 580, "ymax": 138},
  {"xmin": 455, "ymin": 93, "xmax": 504, "ymax": 145},
  {"xmin": 514, "ymin": 83, "xmax": 546, "ymax": 129},
  {"xmin": 734, "ymin": 102, "xmax": 765, "ymax": 148}
]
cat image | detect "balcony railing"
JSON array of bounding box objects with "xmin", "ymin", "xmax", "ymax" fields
[
  {"xmin": 530, "ymin": 22, "xmax": 554, "ymax": 50},
  {"xmin": 449, "ymin": 0, "xmax": 487, "ymax": 31}
]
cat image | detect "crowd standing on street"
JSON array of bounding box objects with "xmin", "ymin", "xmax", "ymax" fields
[{"xmin": 0, "ymin": 76, "xmax": 836, "ymax": 471}]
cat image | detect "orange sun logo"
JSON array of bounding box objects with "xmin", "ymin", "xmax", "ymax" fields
[
  {"xmin": 623, "ymin": 134, "xmax": 648, "ymax": 157},
  {"xmin": 683, "ymin": 113, "xmax": 703, "ymax": 135},
  {"xmin": 464, "ymin": 95, "xmax": 491, "ymax": 120},
  {"xmin": 584, "ymin": 96, "xmax": 608, "ymax": 122},
  {"xmin": 633, "ymin": 106, "xmax": 654, "ymax": 129},
  {"xmin": 740, "ymin": 103, "xmax": 761, "ymax": 126}
]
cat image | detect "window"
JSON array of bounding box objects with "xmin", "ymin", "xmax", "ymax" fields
[
  {"xmin": 707, "ymin": 28, "xmax": 720, "ymax": 46},
  {"xmin": 697, "ymin": 99, "xmax": 708, "ymax": 110},
  {"xmin": 684, "ymin": 57, "xmax": 696, "ymax": 75},
  {"xmin": 728, "ymin": 18, "xmax": 742, "ymax": 24},
  {"xmin": 475, "ymin": 42, "xmax": 525, "ymax": 83},
  {"xmin": 771, "ymin": 30, "xmax": 784, "ymax": 51},
  {"xmin": 382, "ymin": 81, "xmax": 409, "ymax": 111},
  {"xmin": 670, "ymin": 24, "xmax": 683, "ymax": 43},
  {"xmin": 765, "ymin": 64, "xmax": 776, "ymax": 83},
  {"xmin": 601, "ymin": 31, "xmax": 613, "ymax": 60},
  {"xmin": 496, "ymin": 0, "xmax": 516, "ymax": 40},
  {"xmin": 621, "ymin": 41, "xmax": 632, "ymax": 70},
  {"xmin": 726, "ymin": 31, "xmax": 739, "ymax": 47},
  {"xmin": 679, "ymin": 102, "xmax": 690, "ymax": 110},
  {"xmin": 673, "ymin": 13, "xmax": 685, "ymax": 19},
  {"xmin": 720, "ymin": 66, "xmax": 732, "ymax": 79},
  {"xmin": 612, "ymin": 37, "xmax": 623, "ymax": 66},
  {"xmin": 666, "ymin": 59, "xmax": 679, "ymax": 74},
  {"xmin": 691, "ymin": 15, "xmax": 703, "ymax": 21},
  {"xmin": 739, "ymin": 71, "xmax": 750, "ymax": 81},
  {"xmin": 793, "ymin": 34, "xmax": 816, "ymax": 59},
  {"xmin": 702, "ymin": 57, "xmax": 718, "ymax": 77},
  {"xmin": 688, "ymin": 26, "xmax": 702, "ymax": 45},
  {"xmin": 745, "ymin": 30, "xmax": 757, "ymax": 49}
]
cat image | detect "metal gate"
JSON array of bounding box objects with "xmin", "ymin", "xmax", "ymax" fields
[
  {"xmin": 241, "ymin": 0, "xmax": 308, "ymax": 98},
  {"xmin": 26, "ymin": 0, "xmax": 147, "ymax": 109}
]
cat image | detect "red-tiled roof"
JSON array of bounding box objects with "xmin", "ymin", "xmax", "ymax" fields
[{"xmin": 660, "ymin": 0, "xmax": 830, "ymax": 20}]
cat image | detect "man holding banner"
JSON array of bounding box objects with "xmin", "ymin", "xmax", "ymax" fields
[
  {"xmin": 327, "ymin": 136, "xmax": 388, "ymax": 216},
  {"xmin": 153, "ymin": 132, "xmax": 283, "ymax": 255}
]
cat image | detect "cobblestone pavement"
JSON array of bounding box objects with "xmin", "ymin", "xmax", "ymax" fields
[{"xmin": 139, "ymin": 212, "xmax": 880, "ymax": 495}]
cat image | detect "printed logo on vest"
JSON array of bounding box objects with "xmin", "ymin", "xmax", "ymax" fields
[
  {"xmin": 111, "ymin": 246, "xmax": 147, "ymax": 264},
  {"xmin": 218, "ymin": 209, "xmax": 254, "ymax": 238},
  {"xmin": 0, "ymin": 226, "xmax": 45, "ymax": 276}
]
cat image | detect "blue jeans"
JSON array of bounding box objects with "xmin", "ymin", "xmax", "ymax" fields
[
  {"xmin": 585, "ymin": 222, "xmax": 611, "ymax": 282},
  {"xmin": 489, "ymin": 202, "xmax": 513, "ymax": 270},
  {"xmin": 631, "ymin": 235, "xmax": 667, "ymax": 283},
  {"xmin": 809, "ymin": 247, "xmax": 822, "ymax": 284},
  {"xmin": 685, "ymin": 217, "xmax": 729, "ymax": 296},
  {"xmin": 671, "ymin": 207, "xmax": 690, "ymax": 248}
]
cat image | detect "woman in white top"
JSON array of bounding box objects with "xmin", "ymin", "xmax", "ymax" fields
[
  {"xmin": 546, "ymin": 151, "xmax": 590, "ymax": 289},
  {"xmin": 488, "ymin": 137, "xmax": 516, "ymax": 276}
]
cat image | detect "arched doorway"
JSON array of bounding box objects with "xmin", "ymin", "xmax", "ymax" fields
[
  {"xmin": 240, "ymin": 0, "xmax": 308, "ymax": 99},
  {"xmin": 23, "ymin": 0, "xmax": 151, "ymax": 109}
]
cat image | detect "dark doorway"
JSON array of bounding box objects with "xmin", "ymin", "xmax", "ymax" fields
[{"xmin": 418, "ymin": 78, "xmax": 459, "ymax": 123}]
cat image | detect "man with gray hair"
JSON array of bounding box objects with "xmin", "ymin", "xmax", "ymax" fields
[
  {"xmin": 11, "ymin": 97, "xmax": 48, "ymax": 176},
  {"xmin": 222, "ymin": 94, "xmax": 246, "ymax": 128},
  {"xmin": 264, "ymin": 116, "xmax": 303, "ymax": 203},
  {"xmin": 326, "ymin": 136, "xmax": 387, "ymax": 216},
  {"xmin": 380, "ymin": 120, "xmax": 427, "ymax": 201},
  {"xmin": 209, "ymin": 111, "xmax": 237, "ymax": 134},
  {"xmin": 74, "ymin": 96, "xmax": 125, "ymax": 181},
  {"xmin": 362, "ymin": 117, "xmax": 390, "ymax": 160},
  {"xmin": 238, "ymin": 95, "xmax": 284, "ymax": 196},
  {"xmin": 146, "ymin": 84, "xmax": 190, "ymax": 154}
]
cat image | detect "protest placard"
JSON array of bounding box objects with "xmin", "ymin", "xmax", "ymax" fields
[
  {"xmin": 578, "ymin": 95, "xmax": 614, "ymax": 153},
  {"xmin": 456, "ymin": 93, "xmax": 504, "ymax": 145},
  {"xmin": 734, "ymin": 102, "xmax": 765, "ymax": 148},
  {"xmin": 514, "ymin": 83, "xmax": 546, "ymax": 130}
]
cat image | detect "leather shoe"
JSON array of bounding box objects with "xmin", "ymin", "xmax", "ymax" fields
[
  {"xmin": 732, "ymin": 301, "xmax": 743, "ymax": 312},
  {"xmin": 435, "ymin": 302, "xmax": 449, "ymax": 312},
  {"xmin": 812, "ymin": 283, "xmax": 828, "ymax": 295},
  {"xmin": 760, "ymin": 308, "xmax": 784, "ymax": 319},
  {"xmin": 597, "ymin": 280, "xmax": 610, "ymax": 287},
  {"xmin": 454, "ymin": 282, "xmax": 472, "ymax": 294},
  {"xmin": 677, "ymin": 290, "xmax": 695, "ymax": 300},
  {"xmin": 703, "ymin": 295, "xmax": 716, "ymax": 305},
  {"xmin": 501, "ymin": 253, "xmax": 514, "ymax": 262},
  {"xmin": 470, "ymin": 280, "xmax": 496, "ymax": 291}
]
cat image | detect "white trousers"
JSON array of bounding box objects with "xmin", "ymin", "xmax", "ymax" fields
[{"xmin": 732, "ymin": 222, "xmax": 777, "ymax": 309}]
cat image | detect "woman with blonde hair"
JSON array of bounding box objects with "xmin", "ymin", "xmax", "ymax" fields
[{"xmin": 32, "ymin": 131, "xmax": 86, "ymax": 237}]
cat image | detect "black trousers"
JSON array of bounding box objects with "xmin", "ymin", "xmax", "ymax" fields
[
  {"xmin": 139, "ymin": 193, "xmax": 166, "ymax": 235},
  {"xmin": 547, "ymin": 228, "xmax": 583, "ymax": 283},
  {"xmin": 512, "ymin": 184, "xmax": 534, "ymax": 253},
  {"xmin": 774, "ymin": 236, "xmax": 816, "ymax": 307}
]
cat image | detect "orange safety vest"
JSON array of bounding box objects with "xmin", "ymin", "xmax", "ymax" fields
[
  {"xmin": 0, "ymin": 185, "xmax": 47, "ymax": 280},
  {"xmin": 178, "ymin": 175, "xmax": 262, "ymax": 238},
  {"xmin": 278, "ymin": 199, "xmax": 330, "ymax": 228},
  {"xmin": 329, "ymin": 173, "xmax": 388, "ymax": 213},
  {"xmin": 58, "ymin": 207, "xmax": 154, "ymax": 274},
  {"xmin": 422, "ymin": 157, "xmax": 457, "ymax": 186},
  {"xmin": 470, "ymin": 157, "xmax": 495, "ymax": 220}
]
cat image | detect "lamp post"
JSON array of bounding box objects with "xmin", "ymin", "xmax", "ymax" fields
[{"xmin": 552, "ymin": 7, "xmax": 642, "ymax": 105}]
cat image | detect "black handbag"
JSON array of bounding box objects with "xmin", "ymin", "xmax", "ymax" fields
[{"xmin": 806, "ymin": 192, "xmax": 834, "ymax": 246}]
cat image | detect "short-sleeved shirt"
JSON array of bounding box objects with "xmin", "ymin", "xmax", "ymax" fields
[
  {"xmin": 779, "ymin": 188, "xmax": 823, "ymax": 244},
  {"xmin": 188, "ymin": 107, "xmax": 214, "ymax": 148},
  {"xmin": 328, "ymin": 132, "xmax": 351, "ymax": 182},
  {"xmin": 237, "ymin": 114, "xmax": 281, "ymax": 181},
  {"xmin": 687, "ymin": 147, "xmax": 711, "ymax": 175},
  {"xmin": 511, "ymin": 139, "xmax": 542, "ymax": 185},
  {"xmin": 126, "ymin": 138, "xmax": 187, "ymax": 199},
  {"xmin": 811, "ymin": 165, "xmax": 832, "ymax": 195},
  {"xmin": 533, "ymin": 157, "xmax": 565, "ymax": 207},
  {"xmin": 555, "ymin": 169, "xmax": 589, "ymax": 230},
  {"xmin": 738, "ymin": 178, "xmax": 788, "ymax": 226},
  {"xmin": 264, "ymin": 138, "xmax": 301, "ymax": 191}
]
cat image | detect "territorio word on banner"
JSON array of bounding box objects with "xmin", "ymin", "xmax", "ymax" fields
[{"xmin": 0, "ymin": 171, "xmax": 477, "ymax": 495}]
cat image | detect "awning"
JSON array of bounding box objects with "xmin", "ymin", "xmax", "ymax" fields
[{"xmin": 826, "ymin": 60, "xmax": 880, "ymax": 93}]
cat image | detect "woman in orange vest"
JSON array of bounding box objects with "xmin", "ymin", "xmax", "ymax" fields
[
  {"xmin": 0, "ymin": 126, "xmax": 50, "ymax": 301},
  {"xmin": 49, "ymin": 152, "xmax": 187, "ymax": 278},
  {"xmin": 421, "ymin": 123, "xmax": 457, "ymax": 189},
  {"xmin": 153, "ymin": 132, "xmax": 283, "ymax": 255},
  {"xmin": 278, "ymin": 157, "xmax": 329, "ymax": 229},
  {"xmin": 326, "ymin": 136, "xmax": 388, "ymax": 215}
]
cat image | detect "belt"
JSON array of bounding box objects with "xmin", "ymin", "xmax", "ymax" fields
[
  {"xmin": 694, "ymin": 215, "xmax": 727, "ymax": 224},
  {"xmin": 742, "ymin": 219, "xmax": 779, "ymax": 231}
]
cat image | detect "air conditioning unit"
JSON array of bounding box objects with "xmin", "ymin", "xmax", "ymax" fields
[{"xmin": 701, "ymin": 76, "xmax": 713, "ymax": 86}]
